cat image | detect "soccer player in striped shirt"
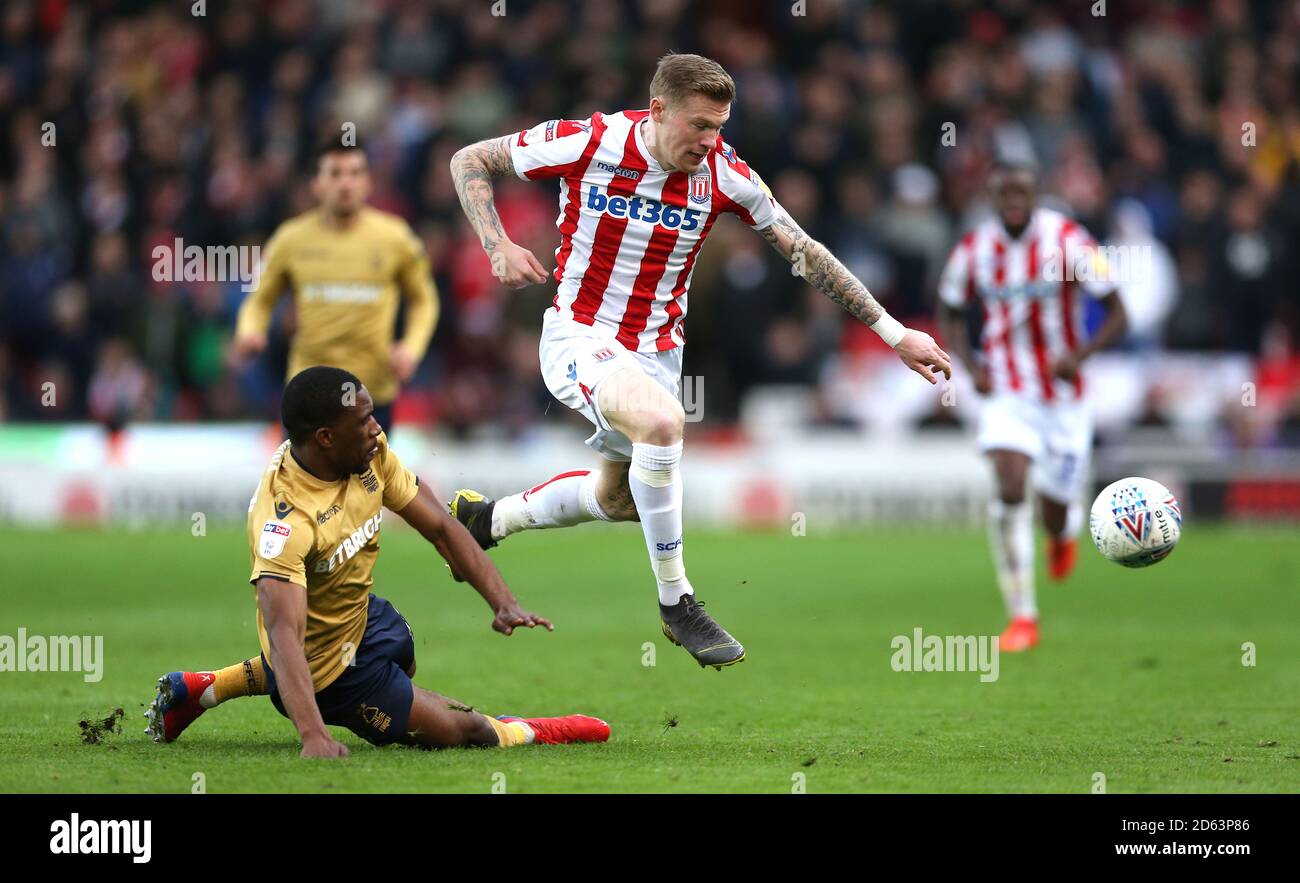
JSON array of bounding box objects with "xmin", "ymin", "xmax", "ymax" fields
[
  {"xmin": 447, "ymin": 53, "xmax": 951, "ymax": 669},
  {"xmin": 936, "ymin": 160, "xmax": 1127, "ymax": 650}
]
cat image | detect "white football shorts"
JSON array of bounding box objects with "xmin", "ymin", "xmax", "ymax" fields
[
  {"xmin": 538, "ymin": 308, "xmax": 684, "ymax": 461},
  {"xmin": 977, "ymin": 393, "xmax": 1093, "ymax": 503}
]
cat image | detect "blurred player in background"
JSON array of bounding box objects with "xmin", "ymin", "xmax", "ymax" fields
[
  {"xmin": 937, "ymin": 161, "xmax": 1127, "ymax": 651},
  {"xmin": 447, "ymin": 53, "xmax": 950, "ymax": 669},
  {"xmin": 147, "ymin": 366, "xmax": 610, "ymax": 755},
  {"xmin": 231, "ymin": 140, "xmax": 439, "ymax": 432}
]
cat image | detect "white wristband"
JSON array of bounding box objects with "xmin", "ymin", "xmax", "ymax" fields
[{"xmin": 870, "ymin": 312, "xmax": 908, "ymax": 348}]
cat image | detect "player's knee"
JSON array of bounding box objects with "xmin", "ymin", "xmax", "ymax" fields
[
  {"xmin": 637, "ymin": 404, "xmax": 684, "ymax": 446},
  {"xmin": 993, "ymin": 462, "xmax": 1028, "ymax": 503},
  {"xmin": 997, "ymin": 481, "xmax": 1027, "ymax": 505}
]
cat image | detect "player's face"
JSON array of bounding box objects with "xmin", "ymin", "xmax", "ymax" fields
[
  {"xmin": 654, "ymin": 93, "xmax": 730, "ymax": 171},
  {"xmin": 992, "ymin": 168, "xmax": 1037, "ymax": 232},
  {"xmin": 327, "ymin": 387, "xmax": 382, "ymax": 475},
  {"xmin": 314, "ymin": 151, "xmax": 371, "ymax": 216}
]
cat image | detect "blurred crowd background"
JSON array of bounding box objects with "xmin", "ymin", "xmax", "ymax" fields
[{"xmin": 2, "ymin": 0, "xmax": 1299, "ymax": 445}]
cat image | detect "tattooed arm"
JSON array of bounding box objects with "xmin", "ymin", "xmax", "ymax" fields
[
  {"xmin": 757, "ymin": 207, "xmax": 953, "ymax": 385},
  {"xmin": 449, "ymin": 136, "xmax": 549, "ymax": 289}
]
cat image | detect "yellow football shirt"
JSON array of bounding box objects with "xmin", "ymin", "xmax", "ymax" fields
[
  {"xmin": 235, "ymin": 206, "xmax": 439, "ymax": 405},
  {"xmin": 246, "ymin": 431, "xmax": 420, "ymax": 692}
]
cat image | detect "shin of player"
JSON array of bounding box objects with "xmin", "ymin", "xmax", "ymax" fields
[{"xmin": 987, "ymin": 451, "xmax": 1037, "ymax": 631}]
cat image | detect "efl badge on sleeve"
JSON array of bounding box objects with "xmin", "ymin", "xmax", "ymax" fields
[
  {"xmin": 260, "ymin": 521, "xmax": 292, "ymax": 559},
  {"xmin": 690, "ymin": 172, "xmax": 710, "ymax": 204}
]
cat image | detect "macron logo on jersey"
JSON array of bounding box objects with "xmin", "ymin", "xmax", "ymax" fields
[
  {"xmin": 595, "ymin": 160, "xmax": 642, "ymax": 181},
  {"xmin": 586, "ymin": 187, "xmax": 702, "ymax": 232}
]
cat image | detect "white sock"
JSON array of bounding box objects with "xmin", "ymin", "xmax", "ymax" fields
[
  {"xmin": 491, "ymin": 471, "xmax": 610, "ymax": 540},
  {"xmin": 199, "ymin": 683, "xmax": 218, "ymax": 709},
  {"xmin": 988, "ymin": 499, "xmax": 1037, "ymax": 620},
  {"xmin": 628, "ymin": 441, "xmax": 693, "ymax": 606}
]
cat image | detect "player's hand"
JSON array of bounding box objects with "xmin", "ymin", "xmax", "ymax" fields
[
  {"xmin": 491, "ymin": 602, "xmax": 554, "ymax": 636},
  {"xmin": 1052, "ymin": 352, "xmax": 1081, "ymax": 382},
  {"xmin": 300, "ymin": 731, "xmax": 349, "ymax": 759},
  {"xmin": 972, "ymin": 364, "xmax": 993, "ymax": 395},
  {"xmin": 391, "ymin": 342, "xmax": 418, "ymax": 383},
  {"xmin": 488, "ymin": 241, "xmax": 549, "ymax": 289},
  {"xmin": 229, "ymin": 331, "xmax": 267, "ymax": 366},
  {"xmin": 894, "ymin": 329, "xmax": 952, "ymax": 385}
]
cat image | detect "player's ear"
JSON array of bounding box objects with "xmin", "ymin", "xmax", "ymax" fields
[{"xmin": 315, "ymin": 426, "xmax": 333, "ymax": 449}]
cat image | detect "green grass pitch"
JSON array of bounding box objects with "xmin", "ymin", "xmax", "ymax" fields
[{"xmin": 1, "ymin": 522, "xmax": 1296, "ymax": 793}]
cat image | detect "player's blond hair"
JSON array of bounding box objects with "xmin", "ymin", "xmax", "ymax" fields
[{"xmin": 650, "ymin": 53, "xmax": 735, "ymax": 109}]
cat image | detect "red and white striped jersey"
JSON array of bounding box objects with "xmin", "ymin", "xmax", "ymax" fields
[
  {"xmin": 510, "ymin": 109, "xmax": 778, "ymax": 352},
  {"xmin": 938, "ymin": 207, "xmax": 1114, "ymax": 402}
]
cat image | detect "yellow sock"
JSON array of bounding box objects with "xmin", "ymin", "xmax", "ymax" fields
[
  {"xmin": 211, "ymin": 657, "xmax": 268, "ymax": 705},
  {"xmin": 483, "ymin": 714, "xmax": 534, "ymax": 747}
]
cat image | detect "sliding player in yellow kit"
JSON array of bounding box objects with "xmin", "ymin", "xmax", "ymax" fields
[
  {"xmin": 146, "ymin": 367, "xmax": 609, "ymax": 755},
  {"xmin": 231, "ymin": 138, "xmax": 438, "ymax": 433}
]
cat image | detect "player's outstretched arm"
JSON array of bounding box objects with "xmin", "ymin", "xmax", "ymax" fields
[
  {"xmin": 449, "ymin": 135, "xmax": 549, "ymax": 289},
  {"xmin": 255, "ymin": 577, "xmax": 348, "ymax": 758},
  {"xmin": 394, "ymin": 482, "xmax": 553, "ymax": 636},
  {"xmin": 758, "ymin": 207, "xmax": 952, "ymax": 385}
]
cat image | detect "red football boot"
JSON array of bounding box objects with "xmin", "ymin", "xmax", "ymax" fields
[
  {"xmin": 145, "ymin": 671, "xmax": 214, "ymax": 743},
  {"xmin": 1048, "ymin": 537, "xmax": 1078, "ymax": 582},
  {"xmin": 998, "ymin": 616, "xmax": 1040, "ymax": 652},
  {"xmin": 497, "ymin": 714, "xmax": 611, "ymax": 745}
]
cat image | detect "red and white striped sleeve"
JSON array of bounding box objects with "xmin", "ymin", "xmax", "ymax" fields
[
  {"xmin": 711, "ymin": 141, "xmax": 778, "ymax": 229},
  {"xmin": 509, "ymin": 116, "xmax": 598, "ymax": 181},
  {"xmin": 938, "ymin": 231, "xmax": 977, "ymax": 308}
]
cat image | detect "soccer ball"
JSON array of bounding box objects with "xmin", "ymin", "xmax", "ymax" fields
[{"xmin": 1089, "ymin": 477, "xmax": 1183, "ymax": 567}]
